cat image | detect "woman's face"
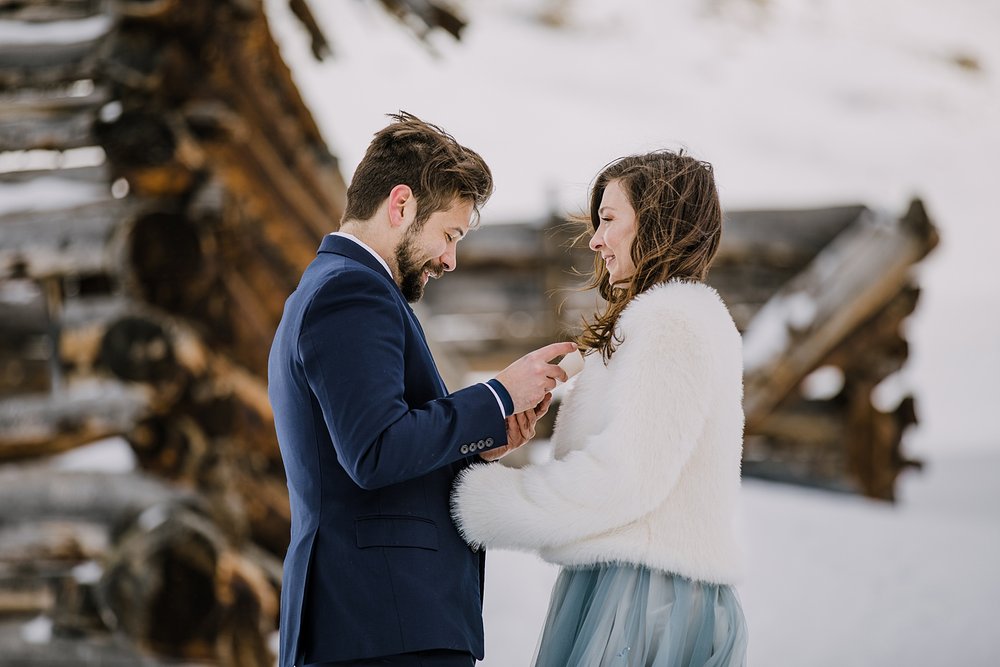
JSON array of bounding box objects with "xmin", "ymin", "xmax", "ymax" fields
[{"xmin": 589, "ymin": 179, "xmax": 638, "ymax": 285}]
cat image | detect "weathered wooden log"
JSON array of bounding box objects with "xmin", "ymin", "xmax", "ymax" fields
[
  {"xmin": 125, "ymin": 383, "xmax": 288, "ymax": 552},
  {"xmin": 831, "ymin": 285, "xmax": 923, "ymax": 499},
  {"xmin": 95, "ymin": 109, "xmax": 196, "ymax": 195},
  {"xmin": 85, "ymin": 16, "xmax": 341, "ymax": 369},
  {"xmin": 190, "ymin": 140, "xmax": 333, "ymax": 372},
  {"xmin": 0, "ymin": 0, "xmax": 344, "ymax": 377},
  {"xmin": 57, "ymin": 299, "xmax": 269, "ymax": 423},
  {"xmin": 0, "ymin": 574, "xmax": 54, "ymax": 616},
  {"xmin": 115, "ymin": 0, "xmax": 183, "ymax": 21},
  {"xmin": 2, "ymin": 195, "xmax": 294, "ymax": 381},
  {"xmin": 752, "ymin": 399, "xmax": 846, "ymax": 449},
  {"xmin": 705, "ymin": 207, "xmax": 870, "ymax": 329},
  {"xmin": 0, "ymin": 521, "xmax": 108, "ymax": 575},
  {"xmin": 0, "ymin": 14, "xmax": 111, "ymax": 87},
  {"xmin": 0, "ymin": 469, "xmax": 198, "ymax": 525},
  {"xmin": 49, "ymin": 301, "xmax": 290, "ymax": 550},
  {"xmin": 57, "ymin": 299, "xmax": 271, "ymax": 423},
  {"xmin": 0, "ymin": 381, "xmax": 152, "ymax": 461},
  {"xmin": 741, "ymin": 199, "xmax": 938, "ymax": 431},
  {"xmin": 744, "ymin": 393, "xmax": 918, "ymax": 498},
  {"xmin": 124, "ymin": 208, "xmax": 221, "ymax": 310},
  {"xmin": 742, "ymin": 282, "xmax": 924, "ymax": 497},
  {"xmin": 55, "ymin": 298, "xmax": 179, "ymax": 387},
  {"xmin": 0, "ymin": 620, "xmax": 180, "ymax": 666},
  {"xmin": 0, "ymin": 0, "xmax": 103, "ymax": 22},
  {"xmin": 0, "ymin": 520, "xmax": 108, "ymax": 629},
  {"xmin": 289, "ymin": 0, "xmax": 332, "ymax": 59},
  {"xmin": 715, "ymin": 205, "xmax": 865, "ymax": 268},
  {"xmin": 0, "ymin": 197, "xmax": 135, "ymax": 281},
  {"xmin": 376, "ymin": 0, "xmax": 468, "ymax": 40},
  {"xmin": 0, "ymin": 85, "xmax": 109, "ymax": 151},
  {"xmin": 0, "ymin": 278, "xmax": 52, "ymax": 397},
  {"xmin": 202, "ymin": 77, "xmax": 339, "ymax": 241},
  {"xmin": 97, "ymin": 503, "xmax": 278, "ymax": 666},
  {"xmin": 0, "ymin": 470, "xmax": 276, "ymax": 665},
  {"xmin": 0, "ymin": 164, "xmax": 108, "ymax": 185},
  {"xmin": 823, "ymin": 283, "xmax": 919, "ymax": 378}
]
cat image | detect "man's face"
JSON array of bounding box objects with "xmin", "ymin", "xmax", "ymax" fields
[{"xmin": 394, "ymin": 199, "xmax": 473, "ymax": 303}]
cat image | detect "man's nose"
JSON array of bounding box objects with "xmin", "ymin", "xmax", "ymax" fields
[{"xmin": 440, "ymin": 248, "xmax": 456, "ymax": 272}]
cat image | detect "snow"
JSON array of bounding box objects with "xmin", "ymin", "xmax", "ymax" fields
[
  {"xmin": 0, "ymin": 175, "xmax": 109, "ymax": 215},
  {"xmin": 0, "ymin": 15, "xmax": 113, "ymax": 46},
  {"xmin": 70, "ymin": 560, "xmax": 103, "ymax": 585},
  {"xmin": 50, "ymin": 437, "xmax": 137, "ymax": 473},
  {"xmin": 99, "ymin": 100, "xmax": 122, "ymax": 124},
  {"xmin": 0, "ymin": 146, "xmax": 106, "ymax": 175},
  {"xmin": 478, "ymin": 451, "xmax": 1000, "ymax": 666},
  {"xmin": 137, "ymin": 505, "xmax": 169, "ymax": 533},
  {"xmin": 262, "ymin": 0, "xmax": 1000, "ymax": 457},
  {"xmin": 0, "ymin": 279, "xmax": 42, "ymax": 305},
  {"xmin": 871, "ymin": 368, "xmax": 911, "ymax": 413},
  {"xmin": 256, "ymin": 1, "xmax": 1000, "ymax": 663},
  {"xmin": 741, "ymin": 291, "xmax": 818, "ymax": 372},
  {"xmin": 20, "ymin": 615, "xmax": 52, "ymax": 644},
  {"xmin": 799, "ymin": 365, "xmax": 844, "ymax": 401}
]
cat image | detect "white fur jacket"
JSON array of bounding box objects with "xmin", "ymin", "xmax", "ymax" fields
[{"xmin": 451, "ymin": 279, "xmax": 746, "ymax": 584}]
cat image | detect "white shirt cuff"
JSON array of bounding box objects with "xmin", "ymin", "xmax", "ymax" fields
[{"xmin": 480, "ymin": 381, "xmax": 508, "ymax": 420}]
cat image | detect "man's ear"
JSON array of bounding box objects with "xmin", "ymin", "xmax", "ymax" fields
[{"xmin": 387, "ymin": 184, "xmax": 416, "ymax": 229}]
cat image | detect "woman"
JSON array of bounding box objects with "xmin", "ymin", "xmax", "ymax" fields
[{"xmin": 451, "ymin": 150, "xmax": 748, "ymax": 666}]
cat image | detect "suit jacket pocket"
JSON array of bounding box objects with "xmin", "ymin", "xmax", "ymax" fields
[{"xmin": 355, "ymin": 515, "xmax": 439, "ymax": 551}]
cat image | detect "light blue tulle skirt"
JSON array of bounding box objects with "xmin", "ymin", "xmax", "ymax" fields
[{"xmin": 532, "ymin": 564, "xmax": 748, "ymax": 667}]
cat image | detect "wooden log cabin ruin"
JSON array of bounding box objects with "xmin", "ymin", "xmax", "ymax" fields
[
  {"xmin": 0, "ymin": 0, "xmax": 938, "ymax": 664},
  {"xmin": 434, "ymin": 202, "xmax": 937, "ymax": 499}
]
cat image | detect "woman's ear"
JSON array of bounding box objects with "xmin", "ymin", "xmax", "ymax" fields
[{"xmin": 387, "ymin": 184, "xmax": 416, "ymax": 229}]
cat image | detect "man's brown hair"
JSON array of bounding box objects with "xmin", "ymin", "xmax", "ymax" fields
[{"xmin": 343, "ymin": 112, "xmax": 494, "ymax": 229}]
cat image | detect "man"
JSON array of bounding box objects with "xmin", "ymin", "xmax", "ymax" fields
[{"xmin": 268, "ymin": 112, "xmax": 575, "ymax": 667}]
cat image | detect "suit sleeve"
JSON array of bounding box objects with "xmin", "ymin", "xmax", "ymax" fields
[
  {"xmin": 299, "ymin": 270, "xmax": 507, "ymax": 490},
  {"xmin": 451, "ymin": 310, "xmax": 713, "ymax": 550}
]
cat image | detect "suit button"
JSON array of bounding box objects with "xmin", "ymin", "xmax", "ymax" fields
[
  {"xmin": 460, "ymin": 444, "xmax": 469, "ymax": 454},
  {"xmin": 485, "ymin": 437, "xmax": 494, "ymax": 447},
  {"xmin": 477, "ymin": 440, "xmax": 486, "ymax": 450}
]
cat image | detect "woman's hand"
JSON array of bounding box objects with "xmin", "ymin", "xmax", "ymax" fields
[{"xmin": 480, "ymin": 392, "xmax": 553, "ymax": 461}]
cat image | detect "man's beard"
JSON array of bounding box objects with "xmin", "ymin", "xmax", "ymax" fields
[{"xmin": 394, "ymin": 229, "xmax": 442, "ymax": 303}]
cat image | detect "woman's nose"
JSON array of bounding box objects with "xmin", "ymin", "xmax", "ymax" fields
[{"xmin": 589, "ymin": 232, "xmax": 602, "ymax": 252}]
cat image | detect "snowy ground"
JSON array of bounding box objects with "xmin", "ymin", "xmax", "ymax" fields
[{"xmin": 478, "ymin": 450, "xmax": 1000, "ymax": 666}]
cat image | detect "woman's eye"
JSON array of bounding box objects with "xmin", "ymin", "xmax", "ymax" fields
[{"xmin": 445, "ymin": 234, "xmax": 453, "ymax": 242}]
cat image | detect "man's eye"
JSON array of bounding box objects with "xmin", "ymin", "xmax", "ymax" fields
[{"xmin": 446, "ymin": 234, "xmax": 454, "ymax": 242}]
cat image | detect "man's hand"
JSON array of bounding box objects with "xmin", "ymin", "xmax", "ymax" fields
[
  {"xmin": 495, "ymin": 342, "xmax": 577, "ymax": 414},
  {"xmin": 480, "ymin": 393, "xmax": 553, "ymax": 462}
]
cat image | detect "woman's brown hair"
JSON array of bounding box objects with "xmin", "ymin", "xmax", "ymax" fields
[{"xmin": 577, "ymin": 150, "xmax": 723, "ymax": 361}]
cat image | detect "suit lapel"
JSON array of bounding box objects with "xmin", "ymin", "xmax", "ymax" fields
[
  {"xmin": 317, "ymin": 234, "xmax": 448, "ymax": 396},
  {"xmin": 404, "ymin": 305, "xmax": 448, "ymax": 395}
]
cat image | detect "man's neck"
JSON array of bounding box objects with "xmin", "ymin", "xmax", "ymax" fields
[{"xmin": 338, "ymin": 221, "xmax": 398, "ymax": 277}]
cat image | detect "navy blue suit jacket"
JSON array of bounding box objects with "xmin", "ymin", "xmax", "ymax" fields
[{"xmin": 268, "ymin": 235, "xmax": 510, "ymax": 666}]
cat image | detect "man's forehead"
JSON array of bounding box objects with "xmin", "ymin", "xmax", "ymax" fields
[{"xmin": 438, "ymin": 201, "xmax": 474, "ymax": 234}]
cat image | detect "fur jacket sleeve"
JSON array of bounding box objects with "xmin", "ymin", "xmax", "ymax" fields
[{"xmin": 451, "ymin": 279, "xmax": 740, "ymax": 556}]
